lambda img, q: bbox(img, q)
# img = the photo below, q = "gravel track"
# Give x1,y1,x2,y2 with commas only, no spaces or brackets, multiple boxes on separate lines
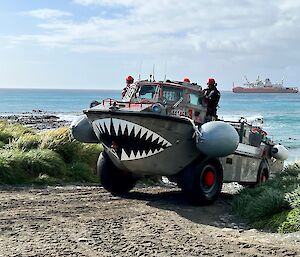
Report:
0,185,299,257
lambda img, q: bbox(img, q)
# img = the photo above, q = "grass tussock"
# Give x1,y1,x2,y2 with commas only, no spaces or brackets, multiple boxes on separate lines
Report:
0,120,35,144
232,163,300,233
0,120,102,185
15,134,42,151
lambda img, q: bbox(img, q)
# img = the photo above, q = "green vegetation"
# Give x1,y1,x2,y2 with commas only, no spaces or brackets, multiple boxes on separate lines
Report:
233,163,300,233
1,120,299,234
0,120,102,185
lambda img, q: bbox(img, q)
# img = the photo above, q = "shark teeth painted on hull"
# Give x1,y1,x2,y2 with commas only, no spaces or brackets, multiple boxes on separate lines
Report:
92,118,172,161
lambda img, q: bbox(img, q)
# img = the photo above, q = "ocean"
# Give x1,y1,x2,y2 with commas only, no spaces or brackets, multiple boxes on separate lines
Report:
0,88,299,163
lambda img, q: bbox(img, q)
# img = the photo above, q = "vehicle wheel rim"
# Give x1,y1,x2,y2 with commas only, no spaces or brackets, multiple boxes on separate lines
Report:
200,166,217,194
204,170,215,187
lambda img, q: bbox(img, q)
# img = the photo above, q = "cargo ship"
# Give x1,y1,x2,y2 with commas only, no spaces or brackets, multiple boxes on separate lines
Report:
232,76,298,93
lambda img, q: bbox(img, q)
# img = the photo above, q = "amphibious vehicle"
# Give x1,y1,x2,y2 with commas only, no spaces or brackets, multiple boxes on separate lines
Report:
71,77,288,205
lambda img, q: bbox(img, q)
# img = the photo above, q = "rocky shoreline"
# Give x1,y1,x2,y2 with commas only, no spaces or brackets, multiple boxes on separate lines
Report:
0,110,73,130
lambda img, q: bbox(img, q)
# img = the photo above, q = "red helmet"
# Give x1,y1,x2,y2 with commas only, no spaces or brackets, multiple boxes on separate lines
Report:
126,75,134,82
183,77,190,82
207,77,216,85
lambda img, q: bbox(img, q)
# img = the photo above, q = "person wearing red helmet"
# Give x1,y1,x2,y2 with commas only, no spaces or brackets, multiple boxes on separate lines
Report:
122,75,134,97
126,75,134,84
203,77,220,121
183,77,190,83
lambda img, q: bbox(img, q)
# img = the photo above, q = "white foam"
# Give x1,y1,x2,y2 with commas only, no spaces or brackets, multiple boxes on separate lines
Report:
57,113,81,122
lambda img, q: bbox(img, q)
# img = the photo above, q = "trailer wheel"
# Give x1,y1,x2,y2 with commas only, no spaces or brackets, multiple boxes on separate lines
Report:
179,158,223,205
97,152,137,195
257,160,269,184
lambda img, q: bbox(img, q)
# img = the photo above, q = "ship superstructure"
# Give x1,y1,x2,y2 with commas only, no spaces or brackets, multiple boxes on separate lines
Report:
233,76,298,93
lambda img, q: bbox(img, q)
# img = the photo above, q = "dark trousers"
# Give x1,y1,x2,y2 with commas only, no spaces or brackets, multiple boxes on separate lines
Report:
205,107,217,122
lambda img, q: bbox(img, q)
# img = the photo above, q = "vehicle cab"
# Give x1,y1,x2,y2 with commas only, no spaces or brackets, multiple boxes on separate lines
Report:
120,79,208,124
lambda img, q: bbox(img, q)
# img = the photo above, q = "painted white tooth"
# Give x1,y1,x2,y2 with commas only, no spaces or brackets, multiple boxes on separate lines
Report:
104,119,111,135
97,118,110,134
97,119,104,128
135,151,141,159
114,120,122,135
151,133,159,142
165,142,172,147
155,148,164,155
98,124,104,134
158,137,164,145
146,131,153,141
102,118,110,126
147,152,154,157
153,149,159,155
126,123,134,136
121,149,125,160
141,150,147,158
99,124,104,133
111,119,117,133
134,127,141,137
96,120,105,133
113,119,123,135
93,123,101,134
140,127,148,139
129,151,135,160
121,149,129,161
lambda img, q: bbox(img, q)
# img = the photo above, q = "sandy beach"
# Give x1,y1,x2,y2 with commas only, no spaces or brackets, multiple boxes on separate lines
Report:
0,185,299,257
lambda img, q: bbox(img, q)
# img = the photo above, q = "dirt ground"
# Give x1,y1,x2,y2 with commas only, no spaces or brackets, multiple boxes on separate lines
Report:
0,184,299,257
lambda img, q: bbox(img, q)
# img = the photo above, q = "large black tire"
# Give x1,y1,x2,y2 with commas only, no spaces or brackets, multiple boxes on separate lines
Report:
239,160,270,188
257,160,269,184
179,158,223,205
97,152,137,195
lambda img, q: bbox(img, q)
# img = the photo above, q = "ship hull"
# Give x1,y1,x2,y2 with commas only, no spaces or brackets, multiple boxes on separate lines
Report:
233,86,298,93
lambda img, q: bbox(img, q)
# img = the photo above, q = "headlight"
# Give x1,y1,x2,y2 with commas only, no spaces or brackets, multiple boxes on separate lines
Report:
152,103,162,113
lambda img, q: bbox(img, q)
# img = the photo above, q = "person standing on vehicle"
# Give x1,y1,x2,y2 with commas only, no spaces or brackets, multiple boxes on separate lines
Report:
122,75,134,97
203,77,220,121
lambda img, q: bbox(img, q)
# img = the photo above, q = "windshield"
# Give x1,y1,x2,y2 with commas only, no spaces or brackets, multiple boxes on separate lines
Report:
139,84,158,100
162,86,183,102
189,93,203,106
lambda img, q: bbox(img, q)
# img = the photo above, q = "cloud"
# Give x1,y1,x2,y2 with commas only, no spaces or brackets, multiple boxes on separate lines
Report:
8,0,300,70
73,0,138,6
24,8,72,19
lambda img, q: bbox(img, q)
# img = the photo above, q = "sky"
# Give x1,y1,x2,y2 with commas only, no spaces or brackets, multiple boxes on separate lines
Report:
0,0,300,90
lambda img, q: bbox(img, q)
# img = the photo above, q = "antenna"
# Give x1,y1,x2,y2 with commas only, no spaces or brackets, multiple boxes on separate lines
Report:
244,75,250,84
163,60,167,82
152,64,155,82
138,60,143,81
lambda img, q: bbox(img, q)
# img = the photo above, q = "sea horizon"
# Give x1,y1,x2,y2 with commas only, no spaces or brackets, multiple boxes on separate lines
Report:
0,88,299,163
0,87,234,92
